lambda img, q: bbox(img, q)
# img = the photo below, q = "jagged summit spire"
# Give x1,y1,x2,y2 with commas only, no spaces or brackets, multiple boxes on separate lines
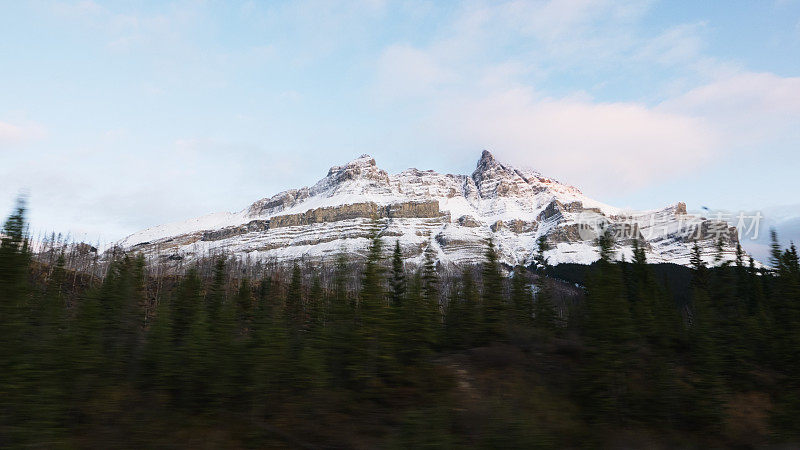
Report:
350,154,375,166
479,149,496,164
327,154,377,175
473,149,505,180
318,154,388,193
476,150,503,172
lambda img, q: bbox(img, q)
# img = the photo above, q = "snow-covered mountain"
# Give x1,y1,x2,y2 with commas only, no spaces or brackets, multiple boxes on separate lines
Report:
116,151,743,268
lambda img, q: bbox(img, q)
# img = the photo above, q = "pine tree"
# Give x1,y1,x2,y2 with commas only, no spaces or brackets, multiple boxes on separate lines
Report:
402,244,441,364
713,237,729,268
580,229,637,421
481,238,506,341
307,272,324,331
140,295,172,394
286,264,304,330
690,241,707,288
201,258,237,409
583,255,634,348
510,265,532,326
687,284,723,427
206,258,227,323
710,238,748,382
160,267,202,407
257,273,276,312
596,228,615,262
444,267,481,349
324,252,358,389
0,198,30,307
532,274,558,334
249,271,292,410
231,278,256,407
531,235,558,334
421,242,440,306
686,241,724,427
766,236,800,438
628,239,657,343
390,240,406,307
770,229,783,271
171,267,202,346
786,242,800,275
443,281,463,349
360,225,385,312
353,223,392,392
735,242,744,268
397,269,436,371
235,278,254,334
534,235,551,270
332,251,351,309
0,200,32,430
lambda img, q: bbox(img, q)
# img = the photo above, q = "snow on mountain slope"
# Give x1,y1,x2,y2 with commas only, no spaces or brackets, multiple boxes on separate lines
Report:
695,204,800,265
115,151,744,268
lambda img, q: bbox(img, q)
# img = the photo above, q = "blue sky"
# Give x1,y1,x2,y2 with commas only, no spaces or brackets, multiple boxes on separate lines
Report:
1,0,800,244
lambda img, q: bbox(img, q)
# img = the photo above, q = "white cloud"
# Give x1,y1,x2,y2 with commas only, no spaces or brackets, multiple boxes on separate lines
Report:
428,69,800,196
435,88,718,194
426,69,800,197
661,72,800,143
636,23,706,66
46,0,199,51
0,121,46,147
449,0,654,67
368,1,720,194
663,72,800,118
370,1,800,198
375,44,455,100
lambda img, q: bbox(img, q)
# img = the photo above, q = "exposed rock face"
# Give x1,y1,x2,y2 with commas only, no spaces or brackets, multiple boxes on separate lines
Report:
199,201,442,243
457,215,481,227
247,190,310,217
263,201,441,230
202,220,270,241
116,151,747,268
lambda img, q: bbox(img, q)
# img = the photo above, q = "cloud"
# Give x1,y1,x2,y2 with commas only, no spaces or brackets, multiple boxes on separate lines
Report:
375,44,455,100
370,1,800,198
46,0,199,51
369,1,721,194
661,72,800,141
439,0,655,69
435,88,719,194
428,69,800,196
664,72,800,116
635,23,706,66
0,121,46,147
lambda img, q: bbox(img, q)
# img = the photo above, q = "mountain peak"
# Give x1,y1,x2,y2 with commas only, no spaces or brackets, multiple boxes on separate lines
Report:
473,148,507,175
349,154,376,167
121,150,746,269
479,149,497,165
317,154,389,194
357,153,374,162
327,154,377,175
472,149,504,177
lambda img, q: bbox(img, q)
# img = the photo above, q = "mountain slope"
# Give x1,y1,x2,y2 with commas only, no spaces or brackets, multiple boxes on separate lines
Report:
117,151,743,268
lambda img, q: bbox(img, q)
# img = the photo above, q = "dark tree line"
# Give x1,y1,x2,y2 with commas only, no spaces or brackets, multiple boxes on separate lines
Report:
1,202,799,448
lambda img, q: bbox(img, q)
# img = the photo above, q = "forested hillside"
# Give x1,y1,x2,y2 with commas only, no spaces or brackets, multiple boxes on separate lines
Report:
1,201,799,448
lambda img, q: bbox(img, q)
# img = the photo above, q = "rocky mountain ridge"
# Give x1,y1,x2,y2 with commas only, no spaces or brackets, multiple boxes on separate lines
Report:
116,151,742,268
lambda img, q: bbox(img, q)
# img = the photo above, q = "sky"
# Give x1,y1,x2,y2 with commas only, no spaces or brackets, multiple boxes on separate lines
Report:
1,0,800,245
